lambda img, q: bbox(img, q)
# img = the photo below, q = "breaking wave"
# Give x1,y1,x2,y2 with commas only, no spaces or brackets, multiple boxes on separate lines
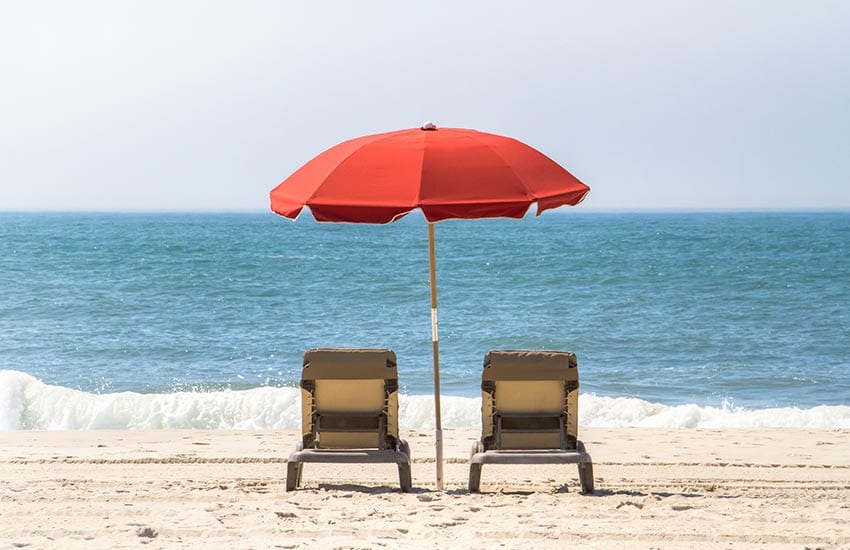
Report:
2,370,849,430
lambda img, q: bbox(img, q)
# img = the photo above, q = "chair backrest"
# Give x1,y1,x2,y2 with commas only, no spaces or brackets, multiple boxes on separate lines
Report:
300,348,399,449
481,350,579,450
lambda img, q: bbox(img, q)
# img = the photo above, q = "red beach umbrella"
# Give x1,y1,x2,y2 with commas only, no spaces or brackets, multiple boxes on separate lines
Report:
270,123,590,489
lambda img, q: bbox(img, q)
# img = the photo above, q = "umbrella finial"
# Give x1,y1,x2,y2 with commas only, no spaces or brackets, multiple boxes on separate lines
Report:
421,121,438,131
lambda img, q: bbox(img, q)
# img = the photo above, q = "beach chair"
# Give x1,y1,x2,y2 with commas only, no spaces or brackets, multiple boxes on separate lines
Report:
468,350,594,493
286,348,412,492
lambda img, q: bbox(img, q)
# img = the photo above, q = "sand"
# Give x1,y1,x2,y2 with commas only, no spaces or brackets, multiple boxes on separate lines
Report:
1,427,848,549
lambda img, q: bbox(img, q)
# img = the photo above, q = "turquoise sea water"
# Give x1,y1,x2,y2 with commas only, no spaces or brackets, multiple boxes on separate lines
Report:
1,211,849,429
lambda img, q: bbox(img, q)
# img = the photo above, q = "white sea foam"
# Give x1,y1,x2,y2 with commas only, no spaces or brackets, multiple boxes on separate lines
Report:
579,394,850,429
2,370,849,430
0,370,301,430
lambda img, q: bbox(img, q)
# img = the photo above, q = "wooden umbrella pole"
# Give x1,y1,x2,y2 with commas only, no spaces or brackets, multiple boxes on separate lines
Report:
428,222,444,491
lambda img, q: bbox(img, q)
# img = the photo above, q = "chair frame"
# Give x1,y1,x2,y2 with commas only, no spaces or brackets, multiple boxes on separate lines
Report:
286,348,412,492
468,350,594,493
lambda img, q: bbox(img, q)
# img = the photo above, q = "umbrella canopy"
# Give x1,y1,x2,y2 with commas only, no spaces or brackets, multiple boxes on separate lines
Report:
271,124,589,223
270,124,589,490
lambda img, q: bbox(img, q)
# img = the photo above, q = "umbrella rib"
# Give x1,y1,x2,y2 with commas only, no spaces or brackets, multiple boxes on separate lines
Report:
455,131,535,216
463,132,588,215
414,133,429,219
478,135,534,200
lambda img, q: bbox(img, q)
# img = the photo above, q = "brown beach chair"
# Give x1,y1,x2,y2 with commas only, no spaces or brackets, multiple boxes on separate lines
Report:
286,348,412,492
468,350,594,493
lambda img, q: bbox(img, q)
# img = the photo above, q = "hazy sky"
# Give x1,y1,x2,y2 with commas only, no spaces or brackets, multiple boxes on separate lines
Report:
1,1,849,211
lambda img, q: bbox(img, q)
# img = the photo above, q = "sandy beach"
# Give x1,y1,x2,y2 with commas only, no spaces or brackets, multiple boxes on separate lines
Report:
0,428,848,549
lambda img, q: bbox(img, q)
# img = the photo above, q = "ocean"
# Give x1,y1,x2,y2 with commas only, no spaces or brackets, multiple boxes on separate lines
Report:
1,211,849,430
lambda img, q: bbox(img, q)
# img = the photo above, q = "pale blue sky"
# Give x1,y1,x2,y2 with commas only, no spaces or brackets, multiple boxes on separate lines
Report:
1,1,849,211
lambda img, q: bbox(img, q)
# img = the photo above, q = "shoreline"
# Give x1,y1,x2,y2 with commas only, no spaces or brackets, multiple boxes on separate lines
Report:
2,428,849,548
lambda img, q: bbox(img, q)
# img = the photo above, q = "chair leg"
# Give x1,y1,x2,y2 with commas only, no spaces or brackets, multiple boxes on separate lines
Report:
468,463,483,492
578,462,594,494
397,440,412,492
286,461,301,491
398,462,412,493
469,441,484,492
